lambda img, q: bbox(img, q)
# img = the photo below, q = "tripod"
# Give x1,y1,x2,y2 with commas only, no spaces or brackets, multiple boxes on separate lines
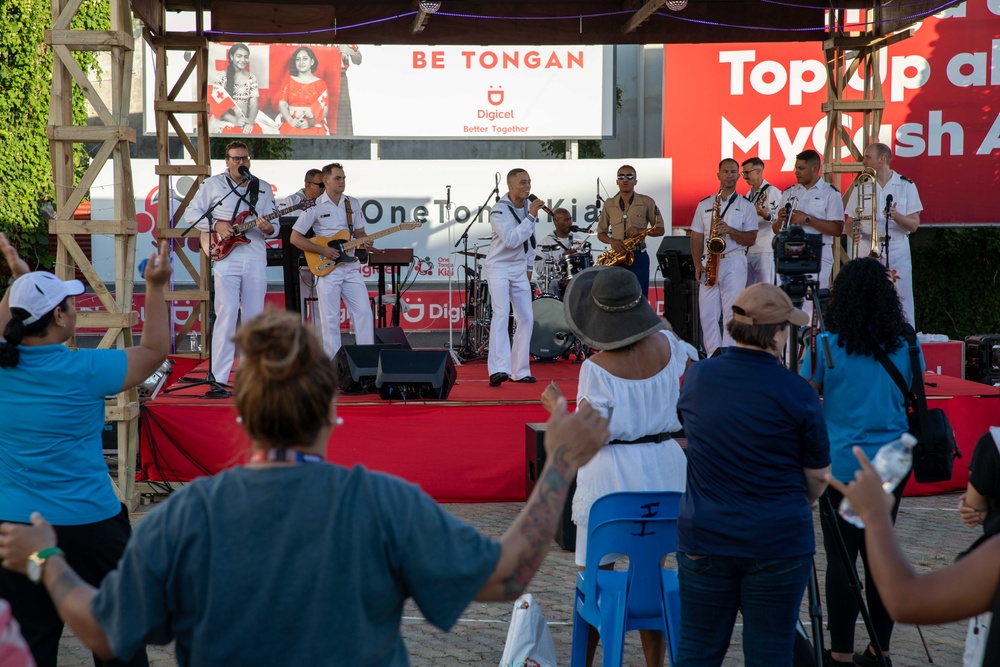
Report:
782,278,889,667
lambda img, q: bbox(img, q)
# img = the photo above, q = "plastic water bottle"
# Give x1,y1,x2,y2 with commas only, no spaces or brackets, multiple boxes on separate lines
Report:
838,433,917,529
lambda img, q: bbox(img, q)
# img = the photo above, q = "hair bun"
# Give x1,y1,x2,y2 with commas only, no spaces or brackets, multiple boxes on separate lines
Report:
234,310,324,382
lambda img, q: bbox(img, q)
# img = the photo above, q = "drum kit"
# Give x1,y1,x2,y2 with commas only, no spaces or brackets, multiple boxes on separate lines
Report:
457,238,594,362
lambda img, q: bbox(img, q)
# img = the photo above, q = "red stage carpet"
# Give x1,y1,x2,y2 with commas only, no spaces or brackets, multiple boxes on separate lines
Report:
140,356,580,502
140,359,998,502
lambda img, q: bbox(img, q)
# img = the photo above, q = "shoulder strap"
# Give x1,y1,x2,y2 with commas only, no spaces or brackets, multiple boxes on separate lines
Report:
900,325,932,436
870,332,914,411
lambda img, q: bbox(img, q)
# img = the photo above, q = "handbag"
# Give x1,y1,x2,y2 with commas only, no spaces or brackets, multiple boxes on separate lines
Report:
873,325,960,484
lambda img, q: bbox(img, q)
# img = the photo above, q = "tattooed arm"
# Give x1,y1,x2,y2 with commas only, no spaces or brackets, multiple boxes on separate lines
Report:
474,399,608,601
0,513,114,658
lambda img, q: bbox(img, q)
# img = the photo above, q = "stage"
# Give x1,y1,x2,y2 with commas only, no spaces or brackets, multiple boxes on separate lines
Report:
138,354,578,502
138,354,999,502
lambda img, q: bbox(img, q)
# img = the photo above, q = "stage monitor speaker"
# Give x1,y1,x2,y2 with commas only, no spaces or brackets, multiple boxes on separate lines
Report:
334,344,402,394
376,350,457,400
525,423,576,551
375,326,412,349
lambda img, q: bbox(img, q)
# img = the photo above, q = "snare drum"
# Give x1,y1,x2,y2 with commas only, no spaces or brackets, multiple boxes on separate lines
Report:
530,296,574,359
561,251,593,281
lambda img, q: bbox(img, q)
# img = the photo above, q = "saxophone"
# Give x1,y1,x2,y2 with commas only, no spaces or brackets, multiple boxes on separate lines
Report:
596,228,654,267
703,188,726,287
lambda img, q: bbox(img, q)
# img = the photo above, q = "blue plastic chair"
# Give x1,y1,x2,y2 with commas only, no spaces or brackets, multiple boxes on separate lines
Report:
570,491,683,667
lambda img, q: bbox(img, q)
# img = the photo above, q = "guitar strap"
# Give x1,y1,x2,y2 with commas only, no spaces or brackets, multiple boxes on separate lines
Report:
343,196,367,262
225,176,260,218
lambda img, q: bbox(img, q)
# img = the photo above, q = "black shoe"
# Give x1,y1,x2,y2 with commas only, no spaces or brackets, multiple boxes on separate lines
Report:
824,649,855,667
853,646,891,667
512,376,537,384
489,373,509,387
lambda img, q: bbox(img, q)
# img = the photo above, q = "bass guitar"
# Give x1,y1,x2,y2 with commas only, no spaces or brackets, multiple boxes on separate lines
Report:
209,199,316,261
304,222,423,277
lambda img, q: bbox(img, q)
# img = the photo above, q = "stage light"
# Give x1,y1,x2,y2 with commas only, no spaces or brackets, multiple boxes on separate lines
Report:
418,1,441,13
666,0,688,10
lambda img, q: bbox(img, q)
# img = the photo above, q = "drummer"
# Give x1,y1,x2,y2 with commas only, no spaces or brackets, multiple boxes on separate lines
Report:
534,208,584,297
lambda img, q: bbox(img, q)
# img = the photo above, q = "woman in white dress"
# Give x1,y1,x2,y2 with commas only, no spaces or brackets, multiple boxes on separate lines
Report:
541,265,691,667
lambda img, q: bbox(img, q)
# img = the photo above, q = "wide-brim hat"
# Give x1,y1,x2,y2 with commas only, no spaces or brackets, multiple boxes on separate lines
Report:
564,266,665,351
9,271,85,325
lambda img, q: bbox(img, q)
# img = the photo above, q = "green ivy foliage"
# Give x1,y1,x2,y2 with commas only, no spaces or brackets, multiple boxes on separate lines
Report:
0,0,109,283
912,227,1000,339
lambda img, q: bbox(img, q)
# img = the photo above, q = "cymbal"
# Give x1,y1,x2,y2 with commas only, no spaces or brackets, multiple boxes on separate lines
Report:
452,249,487,259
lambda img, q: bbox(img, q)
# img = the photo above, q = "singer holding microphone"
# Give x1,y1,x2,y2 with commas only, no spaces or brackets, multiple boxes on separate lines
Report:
844,143,922,327
484,168,544,387
187,140,278,386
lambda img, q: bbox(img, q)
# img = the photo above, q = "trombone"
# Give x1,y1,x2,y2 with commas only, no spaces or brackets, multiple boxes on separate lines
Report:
851,167,879,259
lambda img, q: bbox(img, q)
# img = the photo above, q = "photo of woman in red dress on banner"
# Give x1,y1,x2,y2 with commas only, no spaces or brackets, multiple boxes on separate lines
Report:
277,47,329,135
209,43,264,135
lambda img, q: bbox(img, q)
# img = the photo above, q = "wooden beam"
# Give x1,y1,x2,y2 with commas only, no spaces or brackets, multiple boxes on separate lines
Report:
45,29,134,49
77,312,139,328
47,125,136,142
49,219,138,235
623,0,666,34
146,31,208,49
154,164,213,176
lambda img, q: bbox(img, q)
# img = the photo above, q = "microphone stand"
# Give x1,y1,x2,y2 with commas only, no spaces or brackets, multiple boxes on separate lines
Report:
443,185,461,365
456,180,499,361
164,188,241,399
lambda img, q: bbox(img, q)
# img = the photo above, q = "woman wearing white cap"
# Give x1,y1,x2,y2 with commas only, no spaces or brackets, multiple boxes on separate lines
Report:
541,265,690,667
0,234,170,667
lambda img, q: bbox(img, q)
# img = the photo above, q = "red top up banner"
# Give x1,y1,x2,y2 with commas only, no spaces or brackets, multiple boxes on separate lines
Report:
664,1,1000,227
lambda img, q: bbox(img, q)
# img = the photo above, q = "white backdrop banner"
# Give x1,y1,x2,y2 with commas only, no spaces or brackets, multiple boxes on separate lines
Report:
89,158,672,285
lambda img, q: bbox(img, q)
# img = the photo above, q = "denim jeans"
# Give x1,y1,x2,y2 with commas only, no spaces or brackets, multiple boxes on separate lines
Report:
675,552,813,667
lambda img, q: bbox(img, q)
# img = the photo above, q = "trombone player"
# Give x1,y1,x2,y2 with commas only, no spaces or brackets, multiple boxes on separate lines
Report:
845,143,923,327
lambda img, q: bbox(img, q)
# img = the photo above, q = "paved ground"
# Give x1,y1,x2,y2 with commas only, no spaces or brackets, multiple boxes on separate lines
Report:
53,488,975,666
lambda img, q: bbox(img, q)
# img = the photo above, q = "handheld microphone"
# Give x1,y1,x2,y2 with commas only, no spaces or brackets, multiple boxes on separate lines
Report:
494,173,500,204
237,165,258,181
783,202,792,225
884,194,893,220
527,194,553,217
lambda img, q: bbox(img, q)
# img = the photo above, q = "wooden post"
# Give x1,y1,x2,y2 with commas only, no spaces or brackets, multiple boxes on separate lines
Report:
45,0,141,505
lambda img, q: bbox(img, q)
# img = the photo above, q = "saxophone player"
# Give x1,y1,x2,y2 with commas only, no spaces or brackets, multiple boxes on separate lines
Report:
691,159,758,357
596,165,665,298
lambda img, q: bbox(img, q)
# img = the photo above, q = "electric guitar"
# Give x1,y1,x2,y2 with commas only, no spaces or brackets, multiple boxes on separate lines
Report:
304,222,423,277
209,199,316,261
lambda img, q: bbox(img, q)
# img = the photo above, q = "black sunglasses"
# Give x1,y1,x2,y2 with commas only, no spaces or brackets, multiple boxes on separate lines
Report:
308,181,325,188
616,174,636,180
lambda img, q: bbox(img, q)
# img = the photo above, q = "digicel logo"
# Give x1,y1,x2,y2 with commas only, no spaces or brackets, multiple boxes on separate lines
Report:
487,85,504,106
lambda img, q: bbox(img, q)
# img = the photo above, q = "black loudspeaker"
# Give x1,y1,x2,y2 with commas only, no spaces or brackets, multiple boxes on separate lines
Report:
375,326,412,349
656,237,702,352
655,236,697,281
965,334,1000,384
525,423,577,551
376,350,457,400
334,344,402,394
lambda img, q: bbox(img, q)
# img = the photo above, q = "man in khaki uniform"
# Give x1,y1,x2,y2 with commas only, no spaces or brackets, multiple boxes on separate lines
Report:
597,164,665,297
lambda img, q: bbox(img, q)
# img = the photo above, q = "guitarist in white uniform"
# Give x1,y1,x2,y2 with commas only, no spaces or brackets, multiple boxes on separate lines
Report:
188,140,278,385
290,162,374,357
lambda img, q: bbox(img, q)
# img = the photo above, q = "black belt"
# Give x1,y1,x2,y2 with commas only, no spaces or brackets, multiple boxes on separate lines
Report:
608,429,683,445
